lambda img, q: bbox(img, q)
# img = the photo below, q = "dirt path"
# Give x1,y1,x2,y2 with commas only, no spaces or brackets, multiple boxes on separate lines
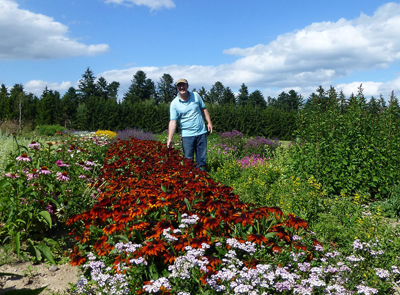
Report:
0,261,81,294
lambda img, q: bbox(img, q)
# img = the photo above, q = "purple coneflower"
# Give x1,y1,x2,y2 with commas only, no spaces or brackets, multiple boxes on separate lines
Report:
16,153,31,162
28,141,41,150
39,166,51,175
5,173,19,178
56,171,70,182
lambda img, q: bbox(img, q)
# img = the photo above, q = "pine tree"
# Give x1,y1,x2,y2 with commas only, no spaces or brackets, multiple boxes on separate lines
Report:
157,73,175,103
249,90,266,108
124,70,155,103
78,68,98,104
237,83,249,107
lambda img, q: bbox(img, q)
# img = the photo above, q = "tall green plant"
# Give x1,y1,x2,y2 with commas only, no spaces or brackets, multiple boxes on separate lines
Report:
289,86,400,199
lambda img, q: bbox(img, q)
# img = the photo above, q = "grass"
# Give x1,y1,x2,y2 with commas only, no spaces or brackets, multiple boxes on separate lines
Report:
0,133,33,173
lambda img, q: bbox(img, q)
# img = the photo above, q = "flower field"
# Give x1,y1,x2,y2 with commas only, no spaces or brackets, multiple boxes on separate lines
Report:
1,130,400,294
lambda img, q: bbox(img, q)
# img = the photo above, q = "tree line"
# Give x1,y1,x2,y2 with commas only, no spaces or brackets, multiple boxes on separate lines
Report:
0,68,397,140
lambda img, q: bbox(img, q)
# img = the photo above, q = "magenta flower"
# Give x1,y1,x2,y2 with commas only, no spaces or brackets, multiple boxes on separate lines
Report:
85,160,95,166
39,166,52,175
56,171,70,182
5,173,19,178
16,153,31,162
55,160,71,167
28,141,41,150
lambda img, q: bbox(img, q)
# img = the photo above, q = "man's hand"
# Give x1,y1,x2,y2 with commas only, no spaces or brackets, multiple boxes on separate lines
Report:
207,123,213,134
167,139,173,149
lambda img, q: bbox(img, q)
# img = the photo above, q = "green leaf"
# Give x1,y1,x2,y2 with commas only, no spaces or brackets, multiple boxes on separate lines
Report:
15,232,21,259
39,211,52,228
31,245,42,262
183,198,191,211
264,232,277,239
115,235,129,243
161,184,167,193
4,162,15,172
20,187,34,198
36,243,56,265
0,178,10,189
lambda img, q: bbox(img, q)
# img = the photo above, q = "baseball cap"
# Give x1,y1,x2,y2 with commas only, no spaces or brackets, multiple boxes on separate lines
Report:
175,78,188,86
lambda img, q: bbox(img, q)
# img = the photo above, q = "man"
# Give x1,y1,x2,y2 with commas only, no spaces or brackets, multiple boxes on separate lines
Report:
167,78,213,171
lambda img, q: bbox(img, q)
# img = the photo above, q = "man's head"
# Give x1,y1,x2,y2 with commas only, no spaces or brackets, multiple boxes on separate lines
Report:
175,78,188,87
175,78,189,98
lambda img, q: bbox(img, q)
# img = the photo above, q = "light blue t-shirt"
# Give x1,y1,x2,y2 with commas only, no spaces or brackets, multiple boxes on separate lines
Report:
170,91,207,137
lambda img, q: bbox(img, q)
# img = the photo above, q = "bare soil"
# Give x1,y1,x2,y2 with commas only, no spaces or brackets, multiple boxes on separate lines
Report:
0,261,81,295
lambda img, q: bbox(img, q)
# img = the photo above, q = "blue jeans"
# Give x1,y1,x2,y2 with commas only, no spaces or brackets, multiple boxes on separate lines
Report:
181,133,207,169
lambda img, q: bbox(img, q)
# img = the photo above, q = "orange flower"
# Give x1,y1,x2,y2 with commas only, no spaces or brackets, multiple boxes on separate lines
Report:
232,211,254,226
247,234,270,246
285,214,309,230
103,223,124,235
139,240,167,257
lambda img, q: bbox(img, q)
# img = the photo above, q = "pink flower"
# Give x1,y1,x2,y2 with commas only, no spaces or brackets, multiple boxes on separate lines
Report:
28,141,41,150
16,153,31,162
85,159,95,166
56,171,70,182
5,173,19,178
39,166,51,175
55,160,70,167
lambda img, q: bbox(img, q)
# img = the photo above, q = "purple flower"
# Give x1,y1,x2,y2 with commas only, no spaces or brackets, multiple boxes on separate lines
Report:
356,285,378,295
16,153,31,162
28,141,41,150
56,171,70,182
5,173,19,178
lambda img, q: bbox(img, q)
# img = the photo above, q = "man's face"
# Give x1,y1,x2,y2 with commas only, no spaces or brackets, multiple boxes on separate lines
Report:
177,82,188,94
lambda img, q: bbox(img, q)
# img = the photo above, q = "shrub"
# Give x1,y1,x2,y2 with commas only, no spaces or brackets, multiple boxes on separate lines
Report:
36,124,66,136
289,88,400,199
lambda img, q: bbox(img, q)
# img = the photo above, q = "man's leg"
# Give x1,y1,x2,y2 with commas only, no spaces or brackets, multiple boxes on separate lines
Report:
195,133,207,170
181,136,195,161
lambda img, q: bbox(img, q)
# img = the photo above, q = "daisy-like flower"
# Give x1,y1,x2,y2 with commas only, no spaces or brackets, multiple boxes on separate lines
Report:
56,171,70,182
16,153,31,162
28,141,41,150
85,159,95,166
55,160,70,167
27,168,39,181
5,173,19,178
39,166,51,175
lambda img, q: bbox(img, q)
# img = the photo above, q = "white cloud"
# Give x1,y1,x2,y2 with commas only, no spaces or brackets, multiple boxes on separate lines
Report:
104,0,175,10
24,80,72,96
97,2,400,99
0,0,109,60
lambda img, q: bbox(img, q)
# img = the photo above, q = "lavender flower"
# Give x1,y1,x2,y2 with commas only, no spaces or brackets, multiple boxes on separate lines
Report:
16,153,31,162
356,285,378,295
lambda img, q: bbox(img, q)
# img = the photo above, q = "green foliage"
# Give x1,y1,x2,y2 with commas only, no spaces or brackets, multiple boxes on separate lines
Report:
0,133,110,260
289,86,400,199
35,124,65,136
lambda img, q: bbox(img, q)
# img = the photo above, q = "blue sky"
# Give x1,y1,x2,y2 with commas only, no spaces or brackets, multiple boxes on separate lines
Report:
1,0,400,101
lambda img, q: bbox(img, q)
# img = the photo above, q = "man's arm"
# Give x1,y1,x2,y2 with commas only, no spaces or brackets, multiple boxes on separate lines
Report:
167,120,177,148
201,108,213,134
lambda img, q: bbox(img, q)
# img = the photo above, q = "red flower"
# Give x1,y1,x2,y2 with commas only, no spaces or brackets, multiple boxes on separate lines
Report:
232,211,254,226
247,234,270,246
103,223,124,235
139,240,167,257
285,214,309,230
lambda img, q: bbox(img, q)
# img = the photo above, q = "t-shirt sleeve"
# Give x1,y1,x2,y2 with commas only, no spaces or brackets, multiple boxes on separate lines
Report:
195,93,206,109
170,102,178,120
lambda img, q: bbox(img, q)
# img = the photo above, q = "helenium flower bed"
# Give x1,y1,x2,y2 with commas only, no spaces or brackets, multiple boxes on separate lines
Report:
67,138,400,294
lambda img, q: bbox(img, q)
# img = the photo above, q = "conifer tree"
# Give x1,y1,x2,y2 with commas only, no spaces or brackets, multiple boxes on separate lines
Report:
237,83,249,107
